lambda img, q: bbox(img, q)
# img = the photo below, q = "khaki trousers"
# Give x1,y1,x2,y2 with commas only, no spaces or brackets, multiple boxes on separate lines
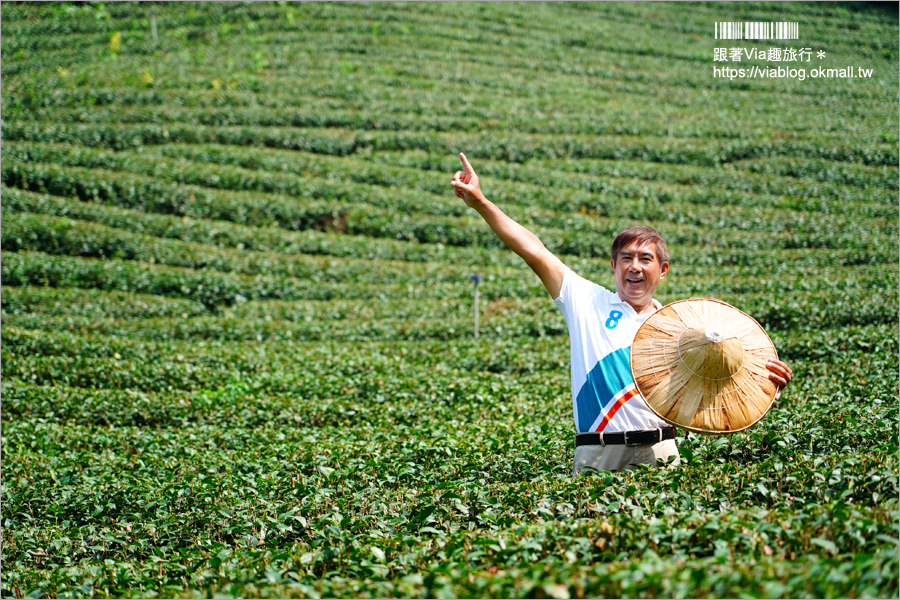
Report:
573,438,681,475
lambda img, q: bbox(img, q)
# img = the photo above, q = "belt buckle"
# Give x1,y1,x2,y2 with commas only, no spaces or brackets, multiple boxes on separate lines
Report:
624,428,663,447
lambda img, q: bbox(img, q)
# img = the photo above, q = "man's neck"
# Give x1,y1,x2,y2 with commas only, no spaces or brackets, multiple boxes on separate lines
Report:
623,296,660,315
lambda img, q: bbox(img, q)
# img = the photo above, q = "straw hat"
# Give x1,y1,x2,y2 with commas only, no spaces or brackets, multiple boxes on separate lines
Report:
630,299,779,434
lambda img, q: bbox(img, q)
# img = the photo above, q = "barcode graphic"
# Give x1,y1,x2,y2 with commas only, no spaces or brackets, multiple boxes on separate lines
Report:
715,22,799,40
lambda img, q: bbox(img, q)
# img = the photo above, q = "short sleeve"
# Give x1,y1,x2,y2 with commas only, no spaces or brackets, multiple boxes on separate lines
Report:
553,266,606,322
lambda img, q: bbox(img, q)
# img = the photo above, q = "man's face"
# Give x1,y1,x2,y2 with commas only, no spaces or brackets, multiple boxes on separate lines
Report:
611,239,668,309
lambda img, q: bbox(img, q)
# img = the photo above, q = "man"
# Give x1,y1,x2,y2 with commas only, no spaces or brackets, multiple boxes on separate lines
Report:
450,153,793,474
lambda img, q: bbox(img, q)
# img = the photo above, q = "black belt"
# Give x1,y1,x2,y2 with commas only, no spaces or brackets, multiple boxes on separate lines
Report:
576,426,676,447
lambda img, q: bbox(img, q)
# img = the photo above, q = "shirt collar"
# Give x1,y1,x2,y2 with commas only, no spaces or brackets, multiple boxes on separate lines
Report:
613,293,662,313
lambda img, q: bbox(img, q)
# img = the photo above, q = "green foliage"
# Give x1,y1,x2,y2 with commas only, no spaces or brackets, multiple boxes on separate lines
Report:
1,2,898,599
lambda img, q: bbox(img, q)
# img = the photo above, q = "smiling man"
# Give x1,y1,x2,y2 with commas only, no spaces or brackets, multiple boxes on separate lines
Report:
450,153,793,474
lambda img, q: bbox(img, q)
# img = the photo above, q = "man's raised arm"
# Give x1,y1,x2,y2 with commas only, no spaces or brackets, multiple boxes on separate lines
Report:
450,153,566,299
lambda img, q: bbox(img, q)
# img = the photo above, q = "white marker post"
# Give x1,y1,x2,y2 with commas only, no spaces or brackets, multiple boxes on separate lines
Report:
468,274,482,339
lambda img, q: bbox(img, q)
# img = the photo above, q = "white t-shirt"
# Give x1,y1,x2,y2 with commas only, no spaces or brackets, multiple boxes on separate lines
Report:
553,266,670,433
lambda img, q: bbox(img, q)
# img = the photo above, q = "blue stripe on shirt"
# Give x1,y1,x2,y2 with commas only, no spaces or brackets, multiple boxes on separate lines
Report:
575,346,634,432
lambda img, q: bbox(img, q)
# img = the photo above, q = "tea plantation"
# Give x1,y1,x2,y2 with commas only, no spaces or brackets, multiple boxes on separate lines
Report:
2,2,898,598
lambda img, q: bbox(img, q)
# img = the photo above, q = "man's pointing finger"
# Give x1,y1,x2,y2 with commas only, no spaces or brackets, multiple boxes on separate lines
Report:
459,152,475,175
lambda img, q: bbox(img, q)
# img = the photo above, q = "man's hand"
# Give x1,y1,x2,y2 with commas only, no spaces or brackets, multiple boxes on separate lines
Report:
451,153,486,207
767,359,793,400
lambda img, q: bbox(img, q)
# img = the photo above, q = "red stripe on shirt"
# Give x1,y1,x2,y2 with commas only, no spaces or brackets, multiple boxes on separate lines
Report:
595,387,640,433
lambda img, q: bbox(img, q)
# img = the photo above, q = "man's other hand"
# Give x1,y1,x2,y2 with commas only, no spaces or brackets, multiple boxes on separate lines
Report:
451,153,486,207
767,359,793,400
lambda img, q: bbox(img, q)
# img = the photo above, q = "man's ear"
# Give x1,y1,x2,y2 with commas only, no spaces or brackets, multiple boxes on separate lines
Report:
610,258,615,271
660,261,669,279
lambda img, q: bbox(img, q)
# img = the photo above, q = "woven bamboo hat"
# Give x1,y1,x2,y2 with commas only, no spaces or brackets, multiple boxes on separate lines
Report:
630,299,778,434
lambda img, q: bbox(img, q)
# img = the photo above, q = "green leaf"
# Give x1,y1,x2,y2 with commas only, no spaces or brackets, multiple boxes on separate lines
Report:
545,584,571,599
810,538,838,555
